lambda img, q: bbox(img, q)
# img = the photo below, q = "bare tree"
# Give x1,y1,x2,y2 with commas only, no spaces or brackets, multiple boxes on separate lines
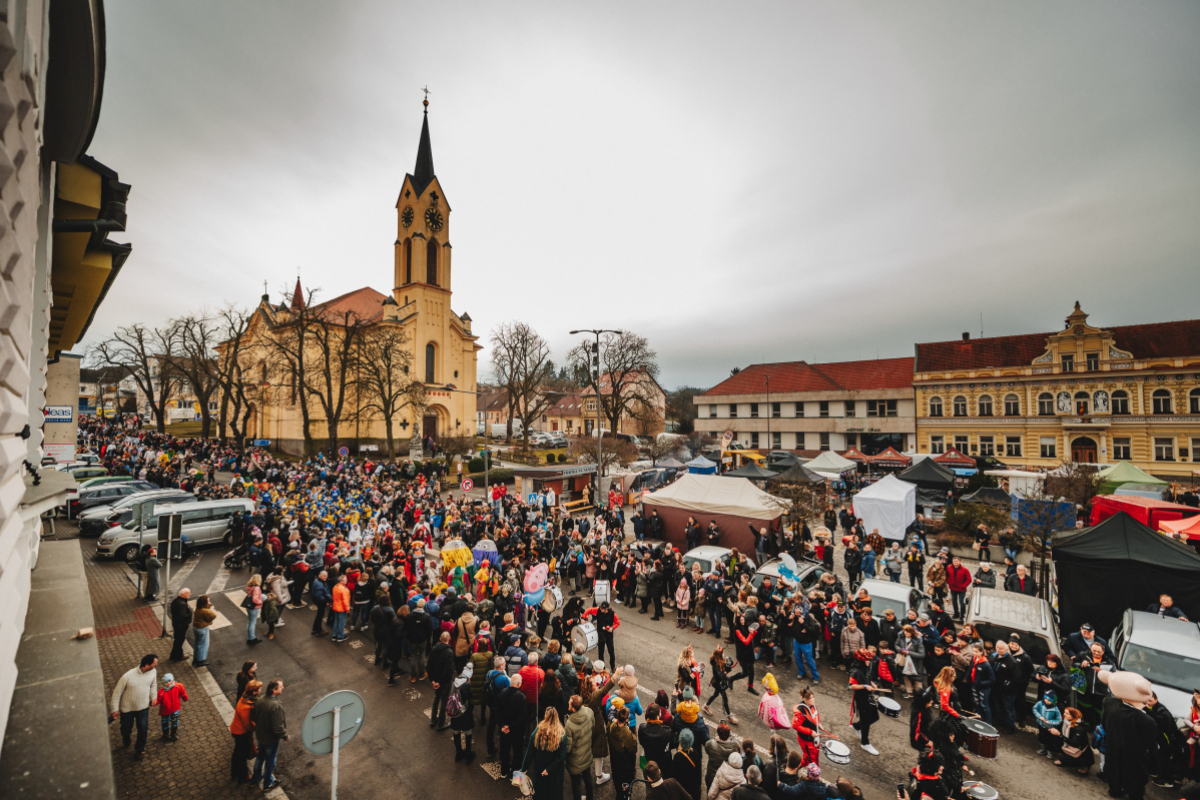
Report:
213,306,254,446
303,303,367,456
357,323,423,461
264,286,320,454
568,330,660,435
490,321,554,449
1008,471,1078,600
173,314,221,438
765,479,828,551
568,434,638,472
90,323,182,433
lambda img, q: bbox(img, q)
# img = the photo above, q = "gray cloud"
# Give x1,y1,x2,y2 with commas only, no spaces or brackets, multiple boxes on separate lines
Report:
84,1,1200,389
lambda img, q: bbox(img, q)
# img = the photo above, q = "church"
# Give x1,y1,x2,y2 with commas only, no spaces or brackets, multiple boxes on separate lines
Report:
238,100,481,456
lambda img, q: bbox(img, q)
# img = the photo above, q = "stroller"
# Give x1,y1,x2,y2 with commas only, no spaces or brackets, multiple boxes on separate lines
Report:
224,541,252,569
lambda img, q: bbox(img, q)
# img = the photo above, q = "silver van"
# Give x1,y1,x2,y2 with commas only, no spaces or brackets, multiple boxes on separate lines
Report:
95,498,254,562
965,588,1063,701
79,490,196,537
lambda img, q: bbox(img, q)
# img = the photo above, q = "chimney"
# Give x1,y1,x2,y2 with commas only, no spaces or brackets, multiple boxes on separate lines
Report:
962,332,970,342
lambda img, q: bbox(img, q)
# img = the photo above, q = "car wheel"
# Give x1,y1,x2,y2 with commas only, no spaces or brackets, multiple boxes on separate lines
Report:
117,545,137,563
223,531,232,546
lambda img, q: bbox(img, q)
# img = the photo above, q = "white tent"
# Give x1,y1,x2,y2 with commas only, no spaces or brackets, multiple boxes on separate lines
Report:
851,474,916,540
984,469,1043,498
643,473,783,520
804,451,857,475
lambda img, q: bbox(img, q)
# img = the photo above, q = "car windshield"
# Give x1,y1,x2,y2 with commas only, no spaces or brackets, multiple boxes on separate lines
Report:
1121,643,1200,692
683,557,713,574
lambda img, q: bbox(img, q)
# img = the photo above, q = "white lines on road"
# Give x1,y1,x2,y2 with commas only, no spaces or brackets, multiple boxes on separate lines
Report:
166,556,201,593
225,589,249,616
207,565,233,595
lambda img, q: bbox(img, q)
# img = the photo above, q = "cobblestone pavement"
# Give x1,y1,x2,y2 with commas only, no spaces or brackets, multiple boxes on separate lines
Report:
71,524,273,800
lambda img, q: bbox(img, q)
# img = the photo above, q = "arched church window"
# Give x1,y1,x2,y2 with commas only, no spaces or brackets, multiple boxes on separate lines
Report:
404,239,412,284
425,343,436,384
427,239,438,286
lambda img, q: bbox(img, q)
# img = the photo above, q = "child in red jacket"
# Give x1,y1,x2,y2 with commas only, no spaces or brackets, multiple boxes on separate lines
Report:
157,673,189,741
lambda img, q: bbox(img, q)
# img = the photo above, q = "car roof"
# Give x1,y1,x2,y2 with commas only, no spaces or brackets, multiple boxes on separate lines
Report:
1126,610,1200,657
855,578,912,601
969,589,1053,634
684,546,730,559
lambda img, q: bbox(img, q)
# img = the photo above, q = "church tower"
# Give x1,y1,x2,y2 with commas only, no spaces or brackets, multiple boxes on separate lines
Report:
394,97,452,298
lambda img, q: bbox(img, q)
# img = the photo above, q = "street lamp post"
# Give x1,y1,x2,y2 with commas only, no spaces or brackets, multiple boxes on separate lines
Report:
570,328,621,496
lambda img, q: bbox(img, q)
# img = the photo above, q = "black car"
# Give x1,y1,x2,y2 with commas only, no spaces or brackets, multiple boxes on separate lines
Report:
68,481,157,519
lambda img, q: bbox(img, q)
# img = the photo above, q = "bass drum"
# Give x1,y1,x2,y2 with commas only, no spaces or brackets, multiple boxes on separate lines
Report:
593,580,610,604
542,586,563,613
571,622,599,652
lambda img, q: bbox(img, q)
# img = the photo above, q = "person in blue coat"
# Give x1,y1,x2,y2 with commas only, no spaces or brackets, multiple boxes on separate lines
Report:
309,571,332,635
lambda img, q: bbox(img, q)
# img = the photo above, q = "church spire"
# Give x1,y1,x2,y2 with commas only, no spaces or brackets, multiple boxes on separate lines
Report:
290,276,305,312
411,92,436,196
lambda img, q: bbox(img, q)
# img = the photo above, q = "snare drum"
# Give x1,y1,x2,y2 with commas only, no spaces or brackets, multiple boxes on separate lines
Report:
593,580,610,604
571,622,599,652
542,586,563,613
821,739,851,765
963,718,999,760
877,697,901,719
963,781,999,800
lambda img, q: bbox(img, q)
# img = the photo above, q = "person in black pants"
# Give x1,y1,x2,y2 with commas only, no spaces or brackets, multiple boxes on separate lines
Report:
371,595,396,669
310,571,331,635
843,543,862,595
586,601,619,668
648,562,665,620
428,632,455,730
494,673,528,778
169,589,192,662
847,649,881,755
726,614,760,695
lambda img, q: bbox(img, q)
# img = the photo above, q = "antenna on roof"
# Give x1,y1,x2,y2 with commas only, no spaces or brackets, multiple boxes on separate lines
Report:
980,312,984,338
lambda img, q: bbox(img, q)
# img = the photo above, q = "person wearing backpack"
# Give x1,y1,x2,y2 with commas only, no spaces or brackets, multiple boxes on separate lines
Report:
449,663,476,763
484,656,507,756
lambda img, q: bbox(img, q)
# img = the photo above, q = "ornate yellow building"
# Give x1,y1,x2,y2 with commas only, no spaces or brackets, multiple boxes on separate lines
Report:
913,303,1200,477
242,102,481,455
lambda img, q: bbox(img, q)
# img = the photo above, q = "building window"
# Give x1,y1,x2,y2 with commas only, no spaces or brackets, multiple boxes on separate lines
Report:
772,432,781,449
1190,388,1200,414
978,395,993,417
952,396,967,417
1154,437,1175,461
795,402,804,417
1086,352,1100,372
404,238,413,283
930,435,945,455
1037,393,1053,416
1005,436,1023,457
819,401,829,418
846,401,856,418
928,396,943,417
1074,391,1090,415
979,436,995,456
771,402,781,418
1004,394,1021,416
729,404,738,418
750,432,760,448
750,403,759,418
709,405,717,418
846,433,858,447
1040,436,1057,459
954,435,969,454
1152,389,1172,414
1061,354,1075,373
426,239,439,285
1192,437,1200,463
425,342,436,384
1112,390,1130,415
1112,437,1131,460
819,432,830,451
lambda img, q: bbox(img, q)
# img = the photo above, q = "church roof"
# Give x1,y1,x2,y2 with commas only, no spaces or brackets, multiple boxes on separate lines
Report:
311,286,389,323
290,277,305,312
408,109,436,197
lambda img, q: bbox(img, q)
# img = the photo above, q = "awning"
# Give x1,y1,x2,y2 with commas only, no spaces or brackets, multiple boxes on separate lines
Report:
933,448,975,467
866,447,911,468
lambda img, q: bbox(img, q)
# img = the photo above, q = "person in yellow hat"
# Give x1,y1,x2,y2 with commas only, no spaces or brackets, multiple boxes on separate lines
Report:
758,673,789,731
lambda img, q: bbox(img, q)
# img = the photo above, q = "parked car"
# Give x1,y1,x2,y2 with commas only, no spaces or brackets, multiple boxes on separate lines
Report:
965,588,1062,701
682,546,756,576
751,558,827,593
78,489,196,537
95,497,254,562
66,480,157,519
55,464,108,483
1110,609,1200,725
852,578,932,621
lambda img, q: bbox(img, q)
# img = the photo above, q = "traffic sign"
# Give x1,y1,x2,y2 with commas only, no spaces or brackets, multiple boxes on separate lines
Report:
156,514,182,545
460,478,474,492
302,690,365,755
337,446,350,458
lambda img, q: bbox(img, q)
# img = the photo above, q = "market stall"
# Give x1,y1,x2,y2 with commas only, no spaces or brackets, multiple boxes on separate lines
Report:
685,455,717,475
1096,461,1168,495
642,473,784,552
1089,494,1200,529
866,447,911,471
850,474,916,540
897,458,956,507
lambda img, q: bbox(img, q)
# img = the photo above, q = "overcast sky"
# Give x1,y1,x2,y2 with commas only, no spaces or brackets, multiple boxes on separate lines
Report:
84,1,1200,389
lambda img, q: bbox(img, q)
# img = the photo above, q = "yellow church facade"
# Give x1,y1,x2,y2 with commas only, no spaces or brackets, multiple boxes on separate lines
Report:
240,104,481,456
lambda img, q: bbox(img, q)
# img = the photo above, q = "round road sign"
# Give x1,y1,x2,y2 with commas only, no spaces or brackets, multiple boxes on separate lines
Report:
460,478,474,492
302,690,365,755
337,446,350,458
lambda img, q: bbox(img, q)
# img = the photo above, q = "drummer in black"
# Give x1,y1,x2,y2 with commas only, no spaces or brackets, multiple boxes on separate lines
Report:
583,600,619,668
847,648,881,756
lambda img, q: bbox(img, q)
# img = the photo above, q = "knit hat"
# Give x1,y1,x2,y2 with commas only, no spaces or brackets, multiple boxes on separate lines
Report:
678,729,695,749
461,663,474,679
1043,691,1057,704
594,660,605,672
682,687,694,701
728,752,743,769
163,674,175,684
611,697,625,710
806,763,821,779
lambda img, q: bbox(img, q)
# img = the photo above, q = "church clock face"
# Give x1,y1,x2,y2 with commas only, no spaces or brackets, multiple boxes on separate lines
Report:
401,206,414,228
424,207,444,232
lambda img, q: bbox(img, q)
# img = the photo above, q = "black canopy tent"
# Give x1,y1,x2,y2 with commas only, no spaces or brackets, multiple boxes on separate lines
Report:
959,487,1012,507
723,462,779,480
897,458,957,507
1052,511,1200,636
768,464,827,485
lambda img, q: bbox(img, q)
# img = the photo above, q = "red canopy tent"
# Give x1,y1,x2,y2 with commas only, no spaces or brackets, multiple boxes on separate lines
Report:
933,448,975,468
867,447,912,469
841,447,868,462
1159,514,1200,542
1090,494,1200,530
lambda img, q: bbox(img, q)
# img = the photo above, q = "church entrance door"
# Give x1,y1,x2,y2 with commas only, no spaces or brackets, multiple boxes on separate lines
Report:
423,414,438,443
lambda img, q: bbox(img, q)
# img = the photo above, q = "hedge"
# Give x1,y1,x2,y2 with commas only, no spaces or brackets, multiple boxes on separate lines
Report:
467,468,514,485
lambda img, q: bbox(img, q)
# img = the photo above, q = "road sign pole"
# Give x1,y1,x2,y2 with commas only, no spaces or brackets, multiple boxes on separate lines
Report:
331,704,340,800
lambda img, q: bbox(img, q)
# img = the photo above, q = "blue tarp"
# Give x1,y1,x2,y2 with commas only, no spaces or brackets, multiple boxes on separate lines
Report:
1012,497,1075,531
686,455,717,475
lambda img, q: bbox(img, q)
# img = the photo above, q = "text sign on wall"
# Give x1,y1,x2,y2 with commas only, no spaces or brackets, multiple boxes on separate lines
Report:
45,406,73,423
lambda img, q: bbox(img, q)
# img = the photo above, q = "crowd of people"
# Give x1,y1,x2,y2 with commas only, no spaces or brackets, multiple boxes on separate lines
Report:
86,416,1200,800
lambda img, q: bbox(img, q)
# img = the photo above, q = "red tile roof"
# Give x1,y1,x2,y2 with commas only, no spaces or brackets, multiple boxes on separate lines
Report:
700,357,914,397
549,393,584,415
915,318,1200,372
312,287,389,323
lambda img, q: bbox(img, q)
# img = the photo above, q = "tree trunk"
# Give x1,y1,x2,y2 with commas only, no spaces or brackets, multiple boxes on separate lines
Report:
154,406,166,434
200,405,212,439
218,390,229,442
385,417,395,463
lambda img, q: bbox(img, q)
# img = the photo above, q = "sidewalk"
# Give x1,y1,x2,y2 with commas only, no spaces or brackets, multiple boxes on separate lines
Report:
68,524,281,800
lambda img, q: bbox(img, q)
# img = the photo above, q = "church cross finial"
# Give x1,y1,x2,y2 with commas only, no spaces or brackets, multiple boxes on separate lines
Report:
422,85,430,111
263,280,268,294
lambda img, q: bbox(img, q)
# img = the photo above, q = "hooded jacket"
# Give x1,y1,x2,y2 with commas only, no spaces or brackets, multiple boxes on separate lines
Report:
708,755,746,800
564,706,596,775
704,737,740,786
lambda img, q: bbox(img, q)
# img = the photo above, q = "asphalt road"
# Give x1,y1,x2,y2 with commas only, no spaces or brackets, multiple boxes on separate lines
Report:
156,541,1176,800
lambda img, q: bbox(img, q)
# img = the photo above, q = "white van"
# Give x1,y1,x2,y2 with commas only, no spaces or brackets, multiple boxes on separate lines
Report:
95,498,254,562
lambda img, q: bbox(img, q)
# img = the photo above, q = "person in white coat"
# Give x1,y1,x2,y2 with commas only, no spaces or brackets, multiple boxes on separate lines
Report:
708,751,746,800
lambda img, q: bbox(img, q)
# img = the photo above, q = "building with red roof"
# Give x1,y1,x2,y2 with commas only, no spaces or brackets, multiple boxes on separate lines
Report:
694,356,916,455
913,302,1200,478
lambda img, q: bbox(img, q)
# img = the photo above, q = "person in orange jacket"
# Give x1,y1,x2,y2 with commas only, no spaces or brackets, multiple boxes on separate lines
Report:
331,574,352,642
156,673,189,741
